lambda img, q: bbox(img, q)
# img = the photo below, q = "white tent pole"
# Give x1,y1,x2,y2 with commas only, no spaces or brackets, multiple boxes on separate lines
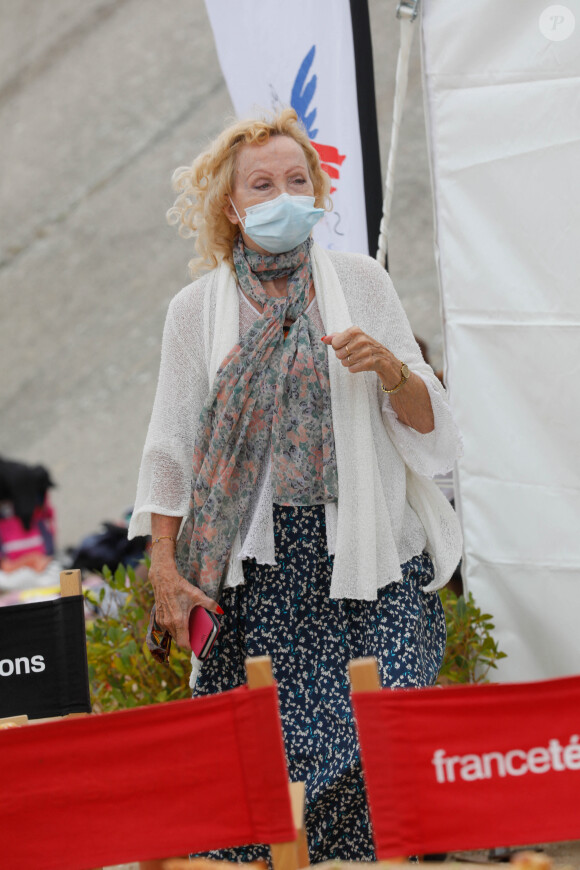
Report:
376,0,420,268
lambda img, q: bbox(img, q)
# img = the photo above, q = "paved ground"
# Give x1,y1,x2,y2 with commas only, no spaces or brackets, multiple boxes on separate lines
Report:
0,0,440,548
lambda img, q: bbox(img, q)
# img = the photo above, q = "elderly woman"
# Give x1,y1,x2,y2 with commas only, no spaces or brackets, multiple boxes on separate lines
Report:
129,108,462,861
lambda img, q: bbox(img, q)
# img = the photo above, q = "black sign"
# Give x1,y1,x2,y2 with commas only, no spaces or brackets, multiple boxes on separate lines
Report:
0,596,91,719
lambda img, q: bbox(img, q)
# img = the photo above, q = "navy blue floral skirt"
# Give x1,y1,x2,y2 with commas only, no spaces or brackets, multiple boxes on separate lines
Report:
193,504,445,863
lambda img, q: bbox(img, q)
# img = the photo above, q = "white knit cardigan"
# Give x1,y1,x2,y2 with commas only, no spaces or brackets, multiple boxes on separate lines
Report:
129,245,463,598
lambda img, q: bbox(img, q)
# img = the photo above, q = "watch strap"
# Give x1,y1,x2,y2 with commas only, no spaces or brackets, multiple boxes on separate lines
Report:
381,362,410,395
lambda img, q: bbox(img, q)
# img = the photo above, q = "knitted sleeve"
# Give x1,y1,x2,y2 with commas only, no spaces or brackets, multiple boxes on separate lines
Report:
128,282,209,539
379,371,463,478
330,252,463,478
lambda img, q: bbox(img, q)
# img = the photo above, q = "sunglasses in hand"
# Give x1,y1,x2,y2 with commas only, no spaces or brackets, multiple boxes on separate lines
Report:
145,604,172,663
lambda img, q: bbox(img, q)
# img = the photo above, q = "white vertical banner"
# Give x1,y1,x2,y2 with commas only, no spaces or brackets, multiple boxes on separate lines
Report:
204,0,382,256
422,1,580,679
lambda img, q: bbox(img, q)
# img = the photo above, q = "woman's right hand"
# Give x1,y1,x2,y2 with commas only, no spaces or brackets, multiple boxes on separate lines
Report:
149,545,223,650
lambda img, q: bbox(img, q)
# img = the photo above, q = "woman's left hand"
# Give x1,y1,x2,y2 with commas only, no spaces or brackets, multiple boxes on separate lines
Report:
321,327,401,381
321,328,435,434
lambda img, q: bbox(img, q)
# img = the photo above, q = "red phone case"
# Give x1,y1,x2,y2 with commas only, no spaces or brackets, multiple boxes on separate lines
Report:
189,606,220,660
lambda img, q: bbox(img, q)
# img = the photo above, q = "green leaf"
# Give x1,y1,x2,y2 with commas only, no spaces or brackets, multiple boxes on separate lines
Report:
437,591,507,687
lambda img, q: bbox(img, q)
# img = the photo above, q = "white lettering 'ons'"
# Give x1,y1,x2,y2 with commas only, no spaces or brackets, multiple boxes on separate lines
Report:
432,736,580,783
0,659,15,677
31,655,46,673
0,655,45,676
15,656,31,675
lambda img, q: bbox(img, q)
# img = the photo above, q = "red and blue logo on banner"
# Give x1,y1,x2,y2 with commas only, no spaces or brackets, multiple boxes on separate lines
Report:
291,46,346,194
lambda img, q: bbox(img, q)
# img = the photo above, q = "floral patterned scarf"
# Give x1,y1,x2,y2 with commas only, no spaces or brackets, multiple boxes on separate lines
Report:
176,234,338,602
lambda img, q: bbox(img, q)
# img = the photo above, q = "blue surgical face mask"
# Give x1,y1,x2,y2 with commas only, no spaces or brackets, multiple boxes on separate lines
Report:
229,192,325,254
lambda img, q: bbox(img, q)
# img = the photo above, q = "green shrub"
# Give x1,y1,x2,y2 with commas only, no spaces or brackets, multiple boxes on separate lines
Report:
85,561,191,713
437,587,507,684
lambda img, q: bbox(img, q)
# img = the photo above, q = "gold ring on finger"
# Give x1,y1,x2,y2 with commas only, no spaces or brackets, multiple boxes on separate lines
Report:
347,354,351,364
346,344,350,355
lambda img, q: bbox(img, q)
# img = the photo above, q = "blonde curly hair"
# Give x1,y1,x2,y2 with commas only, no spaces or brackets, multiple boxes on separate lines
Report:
166,108,332,275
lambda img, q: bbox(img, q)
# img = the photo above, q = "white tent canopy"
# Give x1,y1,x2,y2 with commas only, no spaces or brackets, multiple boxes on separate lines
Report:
421,0,580,679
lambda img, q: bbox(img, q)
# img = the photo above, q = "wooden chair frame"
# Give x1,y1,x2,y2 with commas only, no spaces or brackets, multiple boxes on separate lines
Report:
0,570,100,867
139,655,308,870
348,658,555,870
1,582,306,870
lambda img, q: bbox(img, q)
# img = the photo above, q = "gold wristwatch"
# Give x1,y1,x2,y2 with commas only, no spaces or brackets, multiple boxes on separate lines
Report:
381,362,410,395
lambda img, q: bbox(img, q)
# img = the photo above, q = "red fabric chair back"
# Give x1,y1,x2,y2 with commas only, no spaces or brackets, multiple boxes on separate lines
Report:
351,663,580,859
0,684,295,869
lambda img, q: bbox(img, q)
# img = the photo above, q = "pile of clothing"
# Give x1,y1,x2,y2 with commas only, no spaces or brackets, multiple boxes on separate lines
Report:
0,457,61,604
0,456,149,615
